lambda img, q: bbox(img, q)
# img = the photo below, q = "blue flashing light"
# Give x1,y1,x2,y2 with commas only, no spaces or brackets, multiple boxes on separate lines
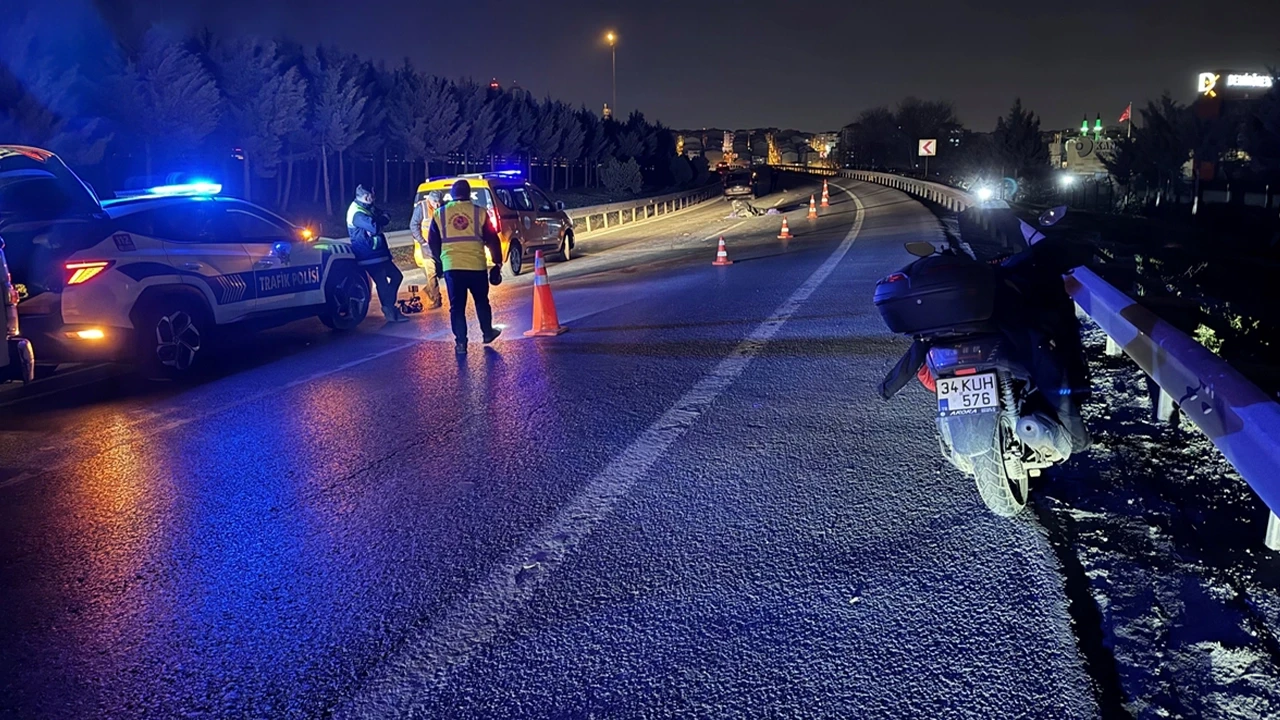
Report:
148,181,222,196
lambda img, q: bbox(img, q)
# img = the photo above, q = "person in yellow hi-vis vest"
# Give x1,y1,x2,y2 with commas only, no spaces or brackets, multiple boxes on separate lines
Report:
427,180,505,354
409,190,444,309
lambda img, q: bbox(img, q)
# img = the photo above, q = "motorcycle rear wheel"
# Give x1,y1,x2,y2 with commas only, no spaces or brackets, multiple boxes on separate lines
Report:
971,427,1030,517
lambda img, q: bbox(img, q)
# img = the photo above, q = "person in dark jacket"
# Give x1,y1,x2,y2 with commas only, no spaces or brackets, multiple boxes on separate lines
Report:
347,185,407,323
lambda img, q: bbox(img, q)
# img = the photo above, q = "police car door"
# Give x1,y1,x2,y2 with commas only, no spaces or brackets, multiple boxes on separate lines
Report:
152,200,258,322
224,202,322,313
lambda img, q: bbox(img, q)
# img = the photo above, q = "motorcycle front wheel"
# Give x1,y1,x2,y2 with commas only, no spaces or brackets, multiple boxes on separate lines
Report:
971,425,1030,517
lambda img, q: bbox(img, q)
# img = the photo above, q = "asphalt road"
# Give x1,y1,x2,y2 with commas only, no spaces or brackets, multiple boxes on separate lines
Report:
0,178,1099,718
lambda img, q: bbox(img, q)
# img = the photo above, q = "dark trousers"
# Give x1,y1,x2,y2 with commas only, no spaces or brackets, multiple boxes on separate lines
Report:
365,260,403,314
443,270,493,343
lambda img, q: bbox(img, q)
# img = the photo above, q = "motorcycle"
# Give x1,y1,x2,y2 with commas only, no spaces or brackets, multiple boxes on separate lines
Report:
874,206,1092,516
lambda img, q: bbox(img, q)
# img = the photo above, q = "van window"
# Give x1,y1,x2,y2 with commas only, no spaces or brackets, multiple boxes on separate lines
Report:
426,188,493,208
509,187,534,212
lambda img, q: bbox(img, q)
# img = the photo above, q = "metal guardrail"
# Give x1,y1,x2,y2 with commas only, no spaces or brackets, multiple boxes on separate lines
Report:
386,185,721,249
781,166,1280,549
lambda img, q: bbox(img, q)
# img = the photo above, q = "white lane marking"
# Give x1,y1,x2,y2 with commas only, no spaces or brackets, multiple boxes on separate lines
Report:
700,220,747,243
336,185,867,715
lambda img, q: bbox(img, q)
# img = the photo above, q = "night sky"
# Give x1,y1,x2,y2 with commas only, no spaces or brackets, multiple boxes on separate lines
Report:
100,0,1280,132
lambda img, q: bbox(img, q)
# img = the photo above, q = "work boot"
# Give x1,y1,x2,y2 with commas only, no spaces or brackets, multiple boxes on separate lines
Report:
482,327,502,344
455,341,468,355
429,300,443,310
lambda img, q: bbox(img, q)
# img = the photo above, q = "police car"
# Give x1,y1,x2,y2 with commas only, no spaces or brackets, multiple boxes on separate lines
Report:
2,146,371,377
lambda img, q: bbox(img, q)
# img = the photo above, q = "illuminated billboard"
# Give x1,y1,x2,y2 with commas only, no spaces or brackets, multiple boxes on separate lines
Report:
1197,71,1274,99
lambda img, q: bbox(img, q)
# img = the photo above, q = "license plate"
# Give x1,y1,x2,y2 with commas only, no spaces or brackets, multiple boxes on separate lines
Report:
936,372,999,417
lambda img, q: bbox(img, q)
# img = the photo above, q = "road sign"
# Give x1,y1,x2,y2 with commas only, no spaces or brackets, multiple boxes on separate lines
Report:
918,139,937,157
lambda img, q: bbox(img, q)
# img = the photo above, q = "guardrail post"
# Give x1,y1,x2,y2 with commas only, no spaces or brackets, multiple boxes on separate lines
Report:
1154,385,1179,425
603,211,610,228
1267,514,1280,551
585,215,592,232
633,207,638,222
1105,336,1122,357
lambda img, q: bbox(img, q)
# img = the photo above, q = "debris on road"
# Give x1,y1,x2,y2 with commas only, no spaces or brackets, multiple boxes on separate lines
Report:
728,199,765,218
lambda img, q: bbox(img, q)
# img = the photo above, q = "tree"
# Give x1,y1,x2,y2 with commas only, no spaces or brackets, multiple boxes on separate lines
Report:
1246,82,1280,183
690,155,711,186
600,157,642,195
528,98,563,189
669,155,694,187
0,15,111,166
210,38,307,203
849,106,898,169
113,27,221,176
895,97,959,169
308,48,367,215
457,80,496,173
555,103,586,190
616,129,645,159
579,108,611,187
488,92,524,171
992,98,1049,180
348,60,388,202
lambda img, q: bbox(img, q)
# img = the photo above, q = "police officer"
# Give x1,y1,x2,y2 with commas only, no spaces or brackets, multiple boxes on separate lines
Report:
347,185,408,323
409,190,444,309
427,179,504,354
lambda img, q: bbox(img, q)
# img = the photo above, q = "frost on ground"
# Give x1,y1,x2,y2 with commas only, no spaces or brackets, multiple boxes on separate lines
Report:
1037,321,1280,719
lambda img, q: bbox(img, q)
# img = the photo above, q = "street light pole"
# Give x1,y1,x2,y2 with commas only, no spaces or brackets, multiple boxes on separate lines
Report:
606,31,617,117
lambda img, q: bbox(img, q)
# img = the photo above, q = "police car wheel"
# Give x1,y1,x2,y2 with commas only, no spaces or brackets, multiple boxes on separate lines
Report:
508,242,524,276
319,263,370,331
136,296,209,378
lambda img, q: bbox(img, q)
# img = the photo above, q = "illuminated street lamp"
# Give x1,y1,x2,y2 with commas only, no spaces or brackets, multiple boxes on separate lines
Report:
605,31,617,117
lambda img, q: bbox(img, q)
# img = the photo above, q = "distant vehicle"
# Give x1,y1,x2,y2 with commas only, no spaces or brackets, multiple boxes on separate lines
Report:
1,145,369,378
414,171,574,276
721,166,777,200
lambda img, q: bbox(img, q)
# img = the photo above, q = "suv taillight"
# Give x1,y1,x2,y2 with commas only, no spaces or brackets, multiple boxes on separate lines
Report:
488,209,501,233
65,260,114,285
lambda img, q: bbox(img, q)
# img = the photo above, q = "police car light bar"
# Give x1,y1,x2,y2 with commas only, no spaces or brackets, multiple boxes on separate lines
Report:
149,182,222,196
116,181,222,199
455,171,522,180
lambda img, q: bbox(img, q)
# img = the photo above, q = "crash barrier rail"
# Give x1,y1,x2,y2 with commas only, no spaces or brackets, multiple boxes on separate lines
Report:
778,165,1280,549
386,184,722,249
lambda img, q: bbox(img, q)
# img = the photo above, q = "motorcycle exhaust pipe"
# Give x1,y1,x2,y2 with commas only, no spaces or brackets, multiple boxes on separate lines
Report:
1016,414,1071,461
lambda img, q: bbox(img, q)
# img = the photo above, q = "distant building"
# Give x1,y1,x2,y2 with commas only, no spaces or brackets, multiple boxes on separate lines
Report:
1048,115,1127,179
1191,69,1274,182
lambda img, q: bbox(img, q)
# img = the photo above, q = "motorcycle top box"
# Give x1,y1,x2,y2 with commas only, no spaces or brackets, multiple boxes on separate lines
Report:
874,252,998,338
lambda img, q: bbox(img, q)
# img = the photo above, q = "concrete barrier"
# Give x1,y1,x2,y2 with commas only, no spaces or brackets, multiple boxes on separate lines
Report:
786,166,1280,549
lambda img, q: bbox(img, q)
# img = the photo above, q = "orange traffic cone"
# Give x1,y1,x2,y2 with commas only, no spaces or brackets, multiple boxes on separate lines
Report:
821,180,830,208
523,251,568,337
712,237,733,266
807,195,818,220
778,216,793,239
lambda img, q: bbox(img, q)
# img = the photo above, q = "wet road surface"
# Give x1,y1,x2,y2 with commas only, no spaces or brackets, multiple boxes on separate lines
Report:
0,179,1098,718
